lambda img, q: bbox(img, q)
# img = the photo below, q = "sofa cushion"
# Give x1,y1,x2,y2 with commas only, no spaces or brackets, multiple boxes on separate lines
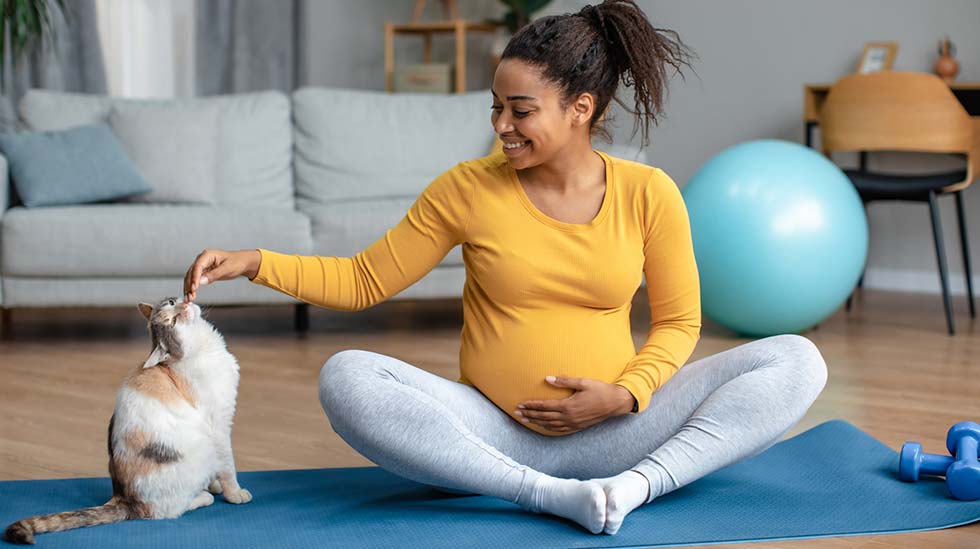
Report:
2,205,312,277
302,197,462,266
292,87,496,206
18,90,293,210
0,124,151,207
0,268,465,307
109,104,220,204
1,277,302,307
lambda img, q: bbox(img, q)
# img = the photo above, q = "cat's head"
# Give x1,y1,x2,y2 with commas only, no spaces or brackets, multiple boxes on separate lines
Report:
137,297,206,369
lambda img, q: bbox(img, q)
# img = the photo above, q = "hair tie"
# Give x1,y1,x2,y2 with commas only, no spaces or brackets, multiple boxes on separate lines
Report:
578,4,610,43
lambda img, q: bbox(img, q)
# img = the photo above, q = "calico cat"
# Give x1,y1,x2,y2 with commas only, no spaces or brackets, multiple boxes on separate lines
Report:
4,297,251,544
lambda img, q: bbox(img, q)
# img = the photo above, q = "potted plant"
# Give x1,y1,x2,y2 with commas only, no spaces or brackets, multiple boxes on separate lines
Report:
488,0,552,61
934,36,959,83
489,0,552,34
1,0,68,131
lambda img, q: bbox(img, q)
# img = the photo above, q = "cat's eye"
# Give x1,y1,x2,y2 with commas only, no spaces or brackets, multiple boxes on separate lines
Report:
168,299,176,306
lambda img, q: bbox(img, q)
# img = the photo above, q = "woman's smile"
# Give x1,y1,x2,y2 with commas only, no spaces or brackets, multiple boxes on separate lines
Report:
502,140,531,156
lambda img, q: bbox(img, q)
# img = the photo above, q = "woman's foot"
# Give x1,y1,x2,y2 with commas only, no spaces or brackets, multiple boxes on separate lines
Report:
524,476,607,534
593,469,651,535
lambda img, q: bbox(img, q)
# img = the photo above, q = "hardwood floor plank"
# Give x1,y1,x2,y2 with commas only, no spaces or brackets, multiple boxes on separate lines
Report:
1,288,977,547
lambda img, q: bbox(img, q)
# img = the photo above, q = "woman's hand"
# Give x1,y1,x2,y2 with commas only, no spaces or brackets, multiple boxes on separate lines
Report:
183,249,262,302
515,377,636,433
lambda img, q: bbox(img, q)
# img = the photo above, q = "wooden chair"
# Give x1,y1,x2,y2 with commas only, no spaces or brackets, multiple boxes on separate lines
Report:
820,71,977,335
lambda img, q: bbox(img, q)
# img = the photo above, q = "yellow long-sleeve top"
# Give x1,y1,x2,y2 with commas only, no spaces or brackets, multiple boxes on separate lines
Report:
251,150,701,436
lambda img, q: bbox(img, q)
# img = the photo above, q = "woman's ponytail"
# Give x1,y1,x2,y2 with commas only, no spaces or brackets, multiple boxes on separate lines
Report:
501,0,696,146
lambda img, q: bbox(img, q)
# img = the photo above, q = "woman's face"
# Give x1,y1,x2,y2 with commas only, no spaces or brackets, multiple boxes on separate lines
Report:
491,59,592,170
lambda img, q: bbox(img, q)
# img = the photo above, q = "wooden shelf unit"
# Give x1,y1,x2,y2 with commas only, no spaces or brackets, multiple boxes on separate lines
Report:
384,19,499,93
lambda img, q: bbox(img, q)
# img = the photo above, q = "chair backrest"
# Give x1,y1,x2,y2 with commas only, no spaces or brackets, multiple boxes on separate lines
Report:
819,71,976,192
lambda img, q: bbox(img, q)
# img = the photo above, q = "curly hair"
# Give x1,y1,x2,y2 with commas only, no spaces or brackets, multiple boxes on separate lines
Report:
500,0,696,146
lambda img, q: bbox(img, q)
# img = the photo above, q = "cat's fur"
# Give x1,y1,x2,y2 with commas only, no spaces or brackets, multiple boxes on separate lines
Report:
4,297,250,544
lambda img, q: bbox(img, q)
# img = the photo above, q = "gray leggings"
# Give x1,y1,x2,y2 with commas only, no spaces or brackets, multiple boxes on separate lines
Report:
318,334,828,507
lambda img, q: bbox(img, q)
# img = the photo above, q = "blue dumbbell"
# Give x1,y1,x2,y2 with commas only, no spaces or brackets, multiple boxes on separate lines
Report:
945,422,980,501
899,421,980,501
899,442,953,479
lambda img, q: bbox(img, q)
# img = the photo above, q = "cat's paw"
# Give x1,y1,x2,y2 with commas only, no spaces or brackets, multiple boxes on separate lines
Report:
207,479,223,494
188,491,215,511
224,488,252,504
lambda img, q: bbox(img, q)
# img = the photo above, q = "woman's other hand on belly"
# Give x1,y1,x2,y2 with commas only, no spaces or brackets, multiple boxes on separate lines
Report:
513,376,636,434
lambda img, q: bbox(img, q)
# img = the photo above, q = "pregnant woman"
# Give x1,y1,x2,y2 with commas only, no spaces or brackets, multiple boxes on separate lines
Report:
182,0,827,535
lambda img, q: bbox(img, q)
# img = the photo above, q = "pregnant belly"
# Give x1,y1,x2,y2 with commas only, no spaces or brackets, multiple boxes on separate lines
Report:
460,314,636,437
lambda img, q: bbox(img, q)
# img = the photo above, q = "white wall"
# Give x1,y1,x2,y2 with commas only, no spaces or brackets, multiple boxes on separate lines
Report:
304,0,980,296
630,0,980,297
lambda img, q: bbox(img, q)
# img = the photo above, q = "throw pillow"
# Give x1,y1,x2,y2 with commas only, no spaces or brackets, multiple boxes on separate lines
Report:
0,123,152,208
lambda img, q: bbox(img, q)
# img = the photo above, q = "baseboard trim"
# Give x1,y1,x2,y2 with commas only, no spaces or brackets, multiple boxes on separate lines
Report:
864,267,978,296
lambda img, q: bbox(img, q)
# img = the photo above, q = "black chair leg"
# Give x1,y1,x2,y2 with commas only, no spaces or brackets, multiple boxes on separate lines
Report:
294,303,310,333
954,190,976,318
928,191,955,335
846,272,864,312
846,203,869,313
0,308,10,339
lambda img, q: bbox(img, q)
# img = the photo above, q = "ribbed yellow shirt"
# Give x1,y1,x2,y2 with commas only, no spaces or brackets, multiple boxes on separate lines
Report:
251,150,701,436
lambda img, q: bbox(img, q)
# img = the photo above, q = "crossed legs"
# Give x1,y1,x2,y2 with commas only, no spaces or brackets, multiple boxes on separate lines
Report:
318,335,827,535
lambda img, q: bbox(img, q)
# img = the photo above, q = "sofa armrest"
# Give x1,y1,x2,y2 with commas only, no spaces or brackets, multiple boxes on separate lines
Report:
0,153,8,217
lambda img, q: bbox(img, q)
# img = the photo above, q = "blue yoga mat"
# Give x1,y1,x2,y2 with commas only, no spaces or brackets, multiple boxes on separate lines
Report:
2,420,979,548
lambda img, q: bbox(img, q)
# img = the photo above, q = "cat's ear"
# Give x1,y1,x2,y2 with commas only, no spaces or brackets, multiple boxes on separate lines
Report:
138,303,154,320
141,345,171,369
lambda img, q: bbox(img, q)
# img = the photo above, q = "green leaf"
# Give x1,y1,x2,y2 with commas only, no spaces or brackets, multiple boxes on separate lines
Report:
503,12,518,33
497,0,551,32
0,0,67,91
0,13,6,91
524,0,552,14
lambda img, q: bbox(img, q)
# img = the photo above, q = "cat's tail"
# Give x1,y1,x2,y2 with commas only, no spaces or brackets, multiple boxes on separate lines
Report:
3,496,131,545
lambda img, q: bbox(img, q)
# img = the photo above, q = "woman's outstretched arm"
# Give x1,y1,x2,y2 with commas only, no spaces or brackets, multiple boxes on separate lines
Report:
182,167,474,310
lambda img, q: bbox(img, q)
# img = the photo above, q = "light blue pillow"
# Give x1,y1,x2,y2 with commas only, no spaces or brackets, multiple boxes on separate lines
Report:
0,123,152,208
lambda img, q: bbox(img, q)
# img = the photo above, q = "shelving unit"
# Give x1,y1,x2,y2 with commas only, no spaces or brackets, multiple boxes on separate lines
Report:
384,19,499,93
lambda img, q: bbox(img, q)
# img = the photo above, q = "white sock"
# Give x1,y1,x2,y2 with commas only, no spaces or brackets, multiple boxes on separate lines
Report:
524,475,606,535
592,469,651,535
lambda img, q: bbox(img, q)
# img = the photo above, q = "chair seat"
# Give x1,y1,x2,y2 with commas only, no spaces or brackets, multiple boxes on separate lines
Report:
844,169,967,202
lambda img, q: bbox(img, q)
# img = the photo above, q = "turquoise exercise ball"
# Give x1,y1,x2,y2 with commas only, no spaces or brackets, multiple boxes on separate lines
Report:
681,139,868,337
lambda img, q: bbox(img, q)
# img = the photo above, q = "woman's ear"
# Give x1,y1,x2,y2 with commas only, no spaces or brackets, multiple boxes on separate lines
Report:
571,92,596,126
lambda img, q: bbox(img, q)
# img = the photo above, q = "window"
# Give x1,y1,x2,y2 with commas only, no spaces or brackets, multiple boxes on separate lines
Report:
94,0,195,98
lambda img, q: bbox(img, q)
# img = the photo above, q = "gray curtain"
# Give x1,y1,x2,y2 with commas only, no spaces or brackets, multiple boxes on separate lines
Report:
0,0,107,133
195,0,305,95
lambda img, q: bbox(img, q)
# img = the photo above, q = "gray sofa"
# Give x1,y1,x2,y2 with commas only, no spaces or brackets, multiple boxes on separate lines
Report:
0,87,644,333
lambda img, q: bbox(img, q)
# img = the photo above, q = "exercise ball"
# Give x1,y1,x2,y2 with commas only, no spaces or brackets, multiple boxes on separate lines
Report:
681,139,868,337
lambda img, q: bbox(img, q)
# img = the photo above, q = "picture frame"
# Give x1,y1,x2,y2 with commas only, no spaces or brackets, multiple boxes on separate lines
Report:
856,42,898,74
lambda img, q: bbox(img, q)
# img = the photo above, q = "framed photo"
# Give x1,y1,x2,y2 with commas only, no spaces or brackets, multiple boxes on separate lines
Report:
856,42,898,73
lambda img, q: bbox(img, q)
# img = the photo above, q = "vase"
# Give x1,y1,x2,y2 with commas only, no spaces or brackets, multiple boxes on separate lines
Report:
934,38,959,83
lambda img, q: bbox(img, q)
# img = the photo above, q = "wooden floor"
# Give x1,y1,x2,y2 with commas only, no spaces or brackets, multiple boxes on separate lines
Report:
1,288,978,548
